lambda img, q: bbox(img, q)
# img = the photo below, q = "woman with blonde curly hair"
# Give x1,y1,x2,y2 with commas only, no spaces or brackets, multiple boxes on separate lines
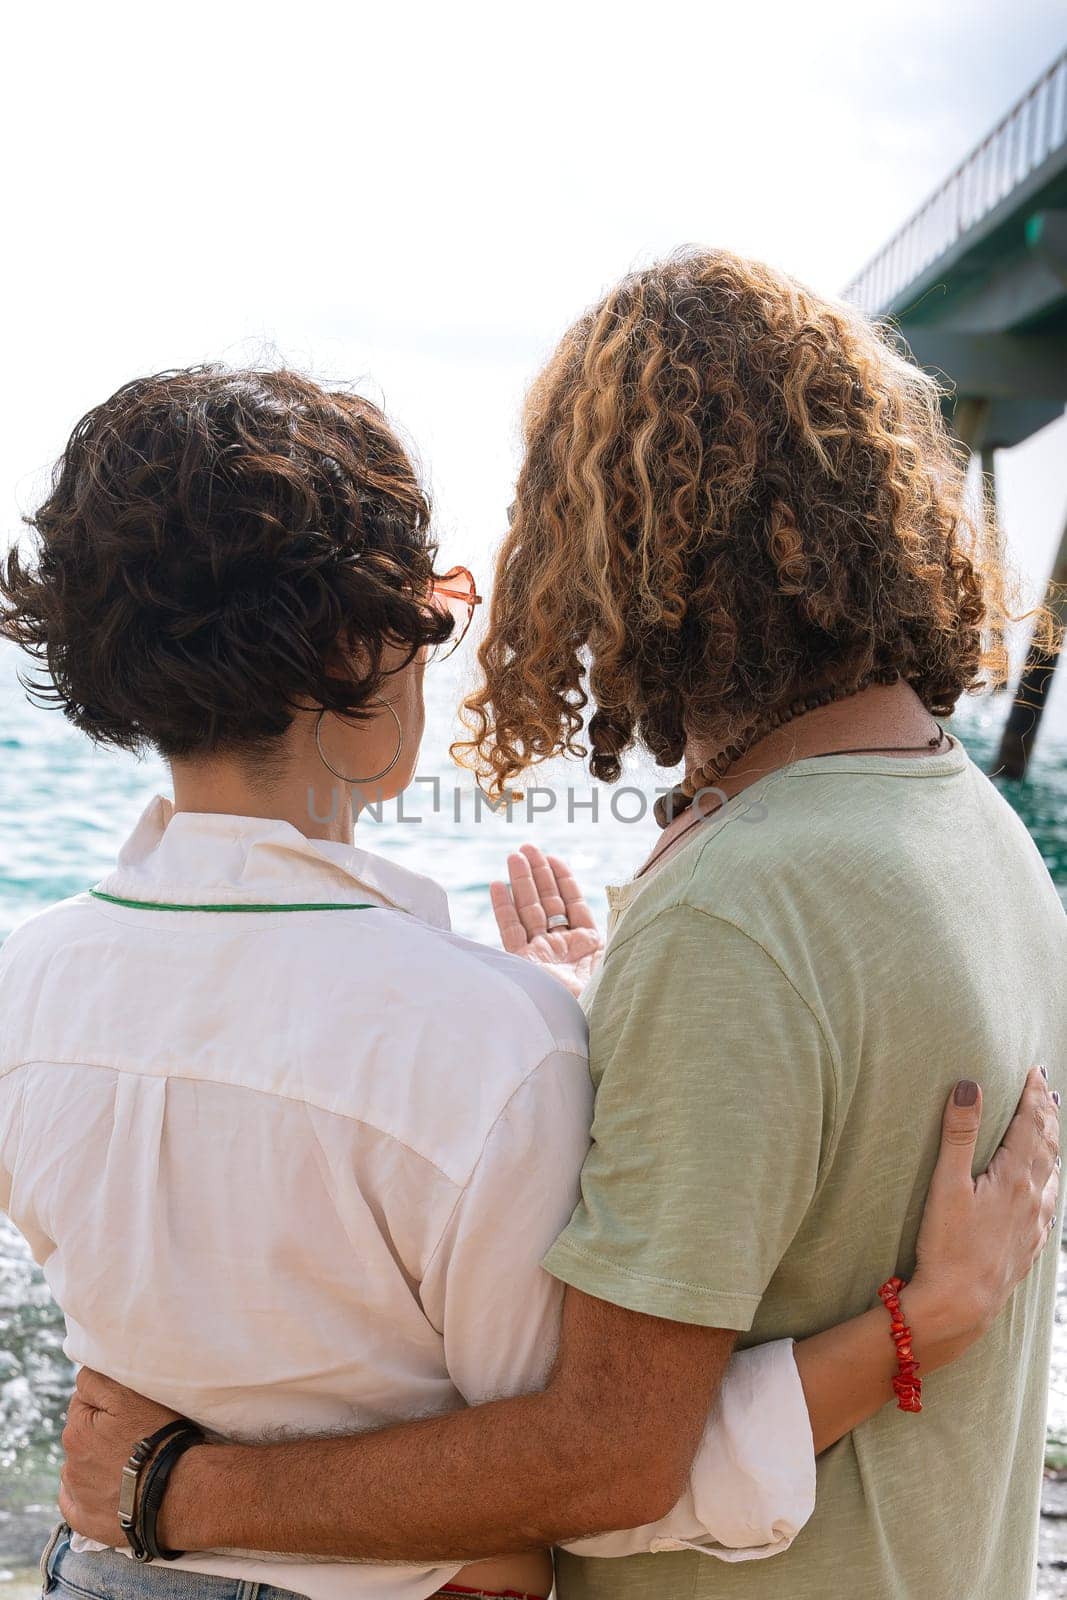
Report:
41,257,1065,1600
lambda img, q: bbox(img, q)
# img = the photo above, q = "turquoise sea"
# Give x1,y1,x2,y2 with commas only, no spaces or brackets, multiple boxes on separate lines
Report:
1,641,1066,1579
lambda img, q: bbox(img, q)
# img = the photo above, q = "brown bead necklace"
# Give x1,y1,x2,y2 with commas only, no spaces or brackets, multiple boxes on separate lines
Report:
652,668,947,835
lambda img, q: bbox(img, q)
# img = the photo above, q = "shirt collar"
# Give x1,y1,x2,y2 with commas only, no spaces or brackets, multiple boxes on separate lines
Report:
95,796,451,930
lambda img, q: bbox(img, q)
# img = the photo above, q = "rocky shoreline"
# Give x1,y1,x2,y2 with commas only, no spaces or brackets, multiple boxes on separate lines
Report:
1042,1477,1067,1597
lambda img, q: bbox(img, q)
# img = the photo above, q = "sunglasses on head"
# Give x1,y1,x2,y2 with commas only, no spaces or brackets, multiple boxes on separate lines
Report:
428,566,482,661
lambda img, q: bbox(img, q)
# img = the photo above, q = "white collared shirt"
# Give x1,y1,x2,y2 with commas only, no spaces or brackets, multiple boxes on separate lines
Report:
0,799,814,1600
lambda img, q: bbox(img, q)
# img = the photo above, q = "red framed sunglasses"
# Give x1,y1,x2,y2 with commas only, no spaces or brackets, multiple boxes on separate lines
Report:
429,566,482,661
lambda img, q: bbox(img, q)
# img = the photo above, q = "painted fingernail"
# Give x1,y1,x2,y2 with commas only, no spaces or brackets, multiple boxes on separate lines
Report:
1054,1091,1061,1107
1056,1157,1062,1170
954,1079,979,1106
1040,1066,1049,1080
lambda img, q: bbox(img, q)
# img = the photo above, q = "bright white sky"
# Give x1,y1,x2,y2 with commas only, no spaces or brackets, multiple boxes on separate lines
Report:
3,0,1066,608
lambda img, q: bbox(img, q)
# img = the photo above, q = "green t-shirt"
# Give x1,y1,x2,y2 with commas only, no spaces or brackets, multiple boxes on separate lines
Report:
544,741,1066,1600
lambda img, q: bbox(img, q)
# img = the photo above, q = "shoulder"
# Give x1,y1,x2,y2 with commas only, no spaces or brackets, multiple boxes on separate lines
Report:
0,892,100,964
588,820,839,1088
310,914,592,1184
611,751,975,944
594,897,823,1036
329,908,589,1081
601,774,811,955
0,894,104,1073
0,892,591,1185
277,907,591,1185
596,798,786,977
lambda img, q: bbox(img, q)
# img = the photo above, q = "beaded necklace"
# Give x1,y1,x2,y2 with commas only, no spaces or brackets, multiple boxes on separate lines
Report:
651,667,946,837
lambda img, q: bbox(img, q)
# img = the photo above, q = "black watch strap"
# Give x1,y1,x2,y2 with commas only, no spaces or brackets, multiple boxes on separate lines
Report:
136,1425,205,1562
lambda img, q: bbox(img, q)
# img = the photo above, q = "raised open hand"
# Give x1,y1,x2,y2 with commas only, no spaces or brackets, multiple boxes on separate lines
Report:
490,843,604,997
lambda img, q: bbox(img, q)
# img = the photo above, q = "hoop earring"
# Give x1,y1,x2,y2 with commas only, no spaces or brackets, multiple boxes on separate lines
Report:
315,699,404,785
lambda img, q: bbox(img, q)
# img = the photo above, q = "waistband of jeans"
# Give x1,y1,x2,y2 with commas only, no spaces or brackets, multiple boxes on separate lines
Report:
435,1586,547,1599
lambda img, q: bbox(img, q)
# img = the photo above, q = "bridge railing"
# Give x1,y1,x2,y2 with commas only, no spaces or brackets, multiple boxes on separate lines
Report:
845,48,1067,315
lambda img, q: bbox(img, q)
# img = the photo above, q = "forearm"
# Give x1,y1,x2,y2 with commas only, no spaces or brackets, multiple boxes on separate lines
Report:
167,1285,964,1562
793,1280,983,1455
160,1387,650,1563
163,1285,972,1559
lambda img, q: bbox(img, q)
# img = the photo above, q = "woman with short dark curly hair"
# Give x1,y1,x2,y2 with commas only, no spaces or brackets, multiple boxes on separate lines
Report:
2,368,453,773
0,310,1061,1600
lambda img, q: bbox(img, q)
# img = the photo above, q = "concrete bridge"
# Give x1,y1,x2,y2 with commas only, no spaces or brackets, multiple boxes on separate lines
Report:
844,47,1067,775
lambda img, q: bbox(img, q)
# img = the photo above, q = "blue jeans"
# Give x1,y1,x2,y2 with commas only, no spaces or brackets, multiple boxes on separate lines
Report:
40,1526,305,1600
39,1525,503,1600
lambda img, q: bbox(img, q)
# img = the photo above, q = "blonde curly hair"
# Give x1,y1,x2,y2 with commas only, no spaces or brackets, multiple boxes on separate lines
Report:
457,249,1022,799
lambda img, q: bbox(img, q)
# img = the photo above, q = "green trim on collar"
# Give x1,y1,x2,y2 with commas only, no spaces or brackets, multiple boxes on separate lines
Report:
89,890,379,914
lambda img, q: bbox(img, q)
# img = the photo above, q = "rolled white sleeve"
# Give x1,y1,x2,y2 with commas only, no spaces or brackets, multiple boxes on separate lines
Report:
562,1340,816,1562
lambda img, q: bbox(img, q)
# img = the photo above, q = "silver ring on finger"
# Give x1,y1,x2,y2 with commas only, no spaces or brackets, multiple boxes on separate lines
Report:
546,914,570,931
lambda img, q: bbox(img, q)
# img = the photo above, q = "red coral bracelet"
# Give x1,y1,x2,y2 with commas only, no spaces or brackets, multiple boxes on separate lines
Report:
878,1275,923,1412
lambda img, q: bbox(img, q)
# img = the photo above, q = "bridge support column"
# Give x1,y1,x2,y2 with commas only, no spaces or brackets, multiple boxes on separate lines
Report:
979,443,1008,690
995,507,1067,779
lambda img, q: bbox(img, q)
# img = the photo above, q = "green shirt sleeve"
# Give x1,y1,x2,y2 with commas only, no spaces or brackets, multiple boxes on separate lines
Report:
542,904,837,1329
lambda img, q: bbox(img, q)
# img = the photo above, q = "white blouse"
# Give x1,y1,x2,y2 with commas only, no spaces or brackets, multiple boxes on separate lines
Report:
0,798,815,1600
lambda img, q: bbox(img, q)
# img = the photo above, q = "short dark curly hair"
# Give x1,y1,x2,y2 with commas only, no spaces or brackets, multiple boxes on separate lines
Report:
1,365,452,758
